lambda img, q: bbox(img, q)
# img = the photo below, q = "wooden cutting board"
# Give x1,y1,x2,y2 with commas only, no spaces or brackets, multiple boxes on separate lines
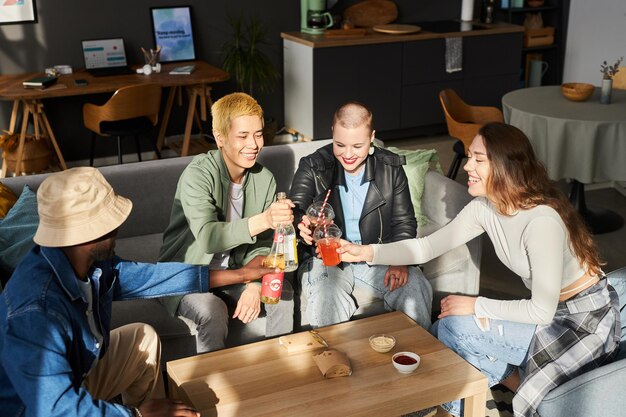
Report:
343,0,398,28
372,24,421,35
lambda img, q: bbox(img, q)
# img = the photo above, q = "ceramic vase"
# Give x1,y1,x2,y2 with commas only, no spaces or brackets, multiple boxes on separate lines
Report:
600,78,613,104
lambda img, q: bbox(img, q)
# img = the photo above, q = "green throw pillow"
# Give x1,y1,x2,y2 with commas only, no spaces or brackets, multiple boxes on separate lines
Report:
0,185,39,272
387,147,441,227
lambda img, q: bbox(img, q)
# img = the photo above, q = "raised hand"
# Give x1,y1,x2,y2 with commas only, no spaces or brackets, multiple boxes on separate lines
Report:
337,240,374,263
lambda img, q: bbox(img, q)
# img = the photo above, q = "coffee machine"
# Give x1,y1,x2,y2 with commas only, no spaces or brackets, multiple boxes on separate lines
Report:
301,0,333,35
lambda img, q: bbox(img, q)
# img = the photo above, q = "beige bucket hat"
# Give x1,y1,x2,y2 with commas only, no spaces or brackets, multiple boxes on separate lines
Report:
33,167,132,247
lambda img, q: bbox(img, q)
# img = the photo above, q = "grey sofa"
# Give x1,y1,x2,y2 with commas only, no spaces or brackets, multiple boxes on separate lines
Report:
537,267,626,417
1,139,481,364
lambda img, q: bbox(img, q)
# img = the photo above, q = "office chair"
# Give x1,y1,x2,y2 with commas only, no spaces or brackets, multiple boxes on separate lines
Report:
438,89,504,179
83,83,162,166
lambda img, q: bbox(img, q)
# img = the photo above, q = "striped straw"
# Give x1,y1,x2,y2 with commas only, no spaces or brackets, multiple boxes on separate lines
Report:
318,189,331,236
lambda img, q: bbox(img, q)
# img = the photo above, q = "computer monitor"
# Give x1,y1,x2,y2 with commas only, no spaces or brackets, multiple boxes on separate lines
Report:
82,38,129,69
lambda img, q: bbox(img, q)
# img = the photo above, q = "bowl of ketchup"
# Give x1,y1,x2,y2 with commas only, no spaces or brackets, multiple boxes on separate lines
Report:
392,351,420,374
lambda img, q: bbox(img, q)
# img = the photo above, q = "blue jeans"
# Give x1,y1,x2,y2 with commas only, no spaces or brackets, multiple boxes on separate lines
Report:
179,280,294,353
431,315,536,417
300,258,433,328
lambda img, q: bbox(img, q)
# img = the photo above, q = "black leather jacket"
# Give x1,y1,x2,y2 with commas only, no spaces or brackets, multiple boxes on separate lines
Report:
289,144,417,261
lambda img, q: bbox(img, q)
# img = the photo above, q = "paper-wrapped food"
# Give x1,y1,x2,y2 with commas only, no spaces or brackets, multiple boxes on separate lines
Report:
278,331,328,353
313,349,352,378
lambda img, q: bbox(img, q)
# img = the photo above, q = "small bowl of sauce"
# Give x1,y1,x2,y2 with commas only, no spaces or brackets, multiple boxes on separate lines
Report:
392,351,420,374
369,334,396,353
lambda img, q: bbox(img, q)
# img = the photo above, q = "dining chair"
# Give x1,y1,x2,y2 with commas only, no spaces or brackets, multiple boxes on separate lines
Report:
83,83,162,166
613,66,626,90
438,89,504,179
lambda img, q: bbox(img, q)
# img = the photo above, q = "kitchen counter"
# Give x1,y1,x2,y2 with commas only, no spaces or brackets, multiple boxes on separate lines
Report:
281,21,523,48
282,21,523,139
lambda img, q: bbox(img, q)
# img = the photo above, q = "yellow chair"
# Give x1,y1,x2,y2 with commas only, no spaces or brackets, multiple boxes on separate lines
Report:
83,84,162,165
438,89,504,178
613,66,626,90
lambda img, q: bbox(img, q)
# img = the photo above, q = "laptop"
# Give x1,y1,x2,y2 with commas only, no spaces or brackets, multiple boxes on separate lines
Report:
82,38,135,77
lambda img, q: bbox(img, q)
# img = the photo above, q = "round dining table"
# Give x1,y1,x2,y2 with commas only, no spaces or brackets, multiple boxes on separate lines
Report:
502,86,626,234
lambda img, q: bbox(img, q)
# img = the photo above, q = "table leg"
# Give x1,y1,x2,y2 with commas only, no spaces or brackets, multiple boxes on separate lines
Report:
13,101,32,176
463,390,487,417
181,87,199,157
156,86,178,153
8,100,19,132
569,180,624,234
37,102,67,170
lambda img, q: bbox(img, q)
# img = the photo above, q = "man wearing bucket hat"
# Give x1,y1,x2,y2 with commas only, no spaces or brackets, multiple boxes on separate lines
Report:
0,167,273,417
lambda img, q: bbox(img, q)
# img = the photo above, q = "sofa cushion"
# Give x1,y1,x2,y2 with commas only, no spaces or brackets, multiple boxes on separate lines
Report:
0,185,38,272
387,147,441,227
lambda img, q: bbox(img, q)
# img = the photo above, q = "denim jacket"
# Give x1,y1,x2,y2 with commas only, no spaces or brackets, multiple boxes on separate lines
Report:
0,245,209,417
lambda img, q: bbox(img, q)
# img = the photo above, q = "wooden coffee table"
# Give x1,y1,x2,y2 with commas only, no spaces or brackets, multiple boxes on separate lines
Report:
167,311,487,417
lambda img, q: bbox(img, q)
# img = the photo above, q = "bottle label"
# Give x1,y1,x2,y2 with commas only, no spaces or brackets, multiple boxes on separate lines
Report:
261,271,284,301
273,233,284,243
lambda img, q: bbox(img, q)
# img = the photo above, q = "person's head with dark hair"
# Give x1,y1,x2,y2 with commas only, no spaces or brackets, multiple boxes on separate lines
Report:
331,101,375,175
465,122,603,276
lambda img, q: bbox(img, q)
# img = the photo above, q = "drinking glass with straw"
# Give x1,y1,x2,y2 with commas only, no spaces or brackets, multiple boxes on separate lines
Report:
312,190,342,266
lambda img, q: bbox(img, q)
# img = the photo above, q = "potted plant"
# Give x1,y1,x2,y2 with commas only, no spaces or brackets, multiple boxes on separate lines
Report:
221,13,280,142
599,56,623,104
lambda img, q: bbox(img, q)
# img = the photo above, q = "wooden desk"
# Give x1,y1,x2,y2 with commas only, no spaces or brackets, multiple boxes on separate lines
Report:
167,311,487,417
0,61,229,177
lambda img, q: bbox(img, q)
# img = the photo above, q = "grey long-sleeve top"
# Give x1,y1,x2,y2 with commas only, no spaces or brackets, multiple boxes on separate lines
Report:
370,198,589,324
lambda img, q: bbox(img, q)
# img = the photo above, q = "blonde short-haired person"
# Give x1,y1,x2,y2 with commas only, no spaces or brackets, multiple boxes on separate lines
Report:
339,123,620,417
0,167,239,416
158,92,295,353
290,101,433,329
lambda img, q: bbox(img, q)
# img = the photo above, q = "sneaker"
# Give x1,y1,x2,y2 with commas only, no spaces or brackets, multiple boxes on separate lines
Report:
402,406,437,417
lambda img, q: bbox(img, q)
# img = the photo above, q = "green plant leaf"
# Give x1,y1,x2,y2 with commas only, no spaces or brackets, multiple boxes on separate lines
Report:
220,13,280,96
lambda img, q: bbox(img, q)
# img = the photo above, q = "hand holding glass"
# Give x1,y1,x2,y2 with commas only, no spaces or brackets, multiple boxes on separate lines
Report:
313,224,342,266
306,201,335,227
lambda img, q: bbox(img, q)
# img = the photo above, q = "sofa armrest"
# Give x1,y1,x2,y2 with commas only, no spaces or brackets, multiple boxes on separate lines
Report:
538,356,626,417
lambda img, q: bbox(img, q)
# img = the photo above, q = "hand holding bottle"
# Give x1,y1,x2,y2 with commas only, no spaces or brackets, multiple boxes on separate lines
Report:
263,198,295,230
239,255,278,284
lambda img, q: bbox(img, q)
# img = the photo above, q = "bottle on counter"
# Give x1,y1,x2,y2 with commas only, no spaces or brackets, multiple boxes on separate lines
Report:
481,0,495,24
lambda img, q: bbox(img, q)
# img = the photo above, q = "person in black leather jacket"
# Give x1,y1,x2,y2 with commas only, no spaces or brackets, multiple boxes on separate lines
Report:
289,102,433,328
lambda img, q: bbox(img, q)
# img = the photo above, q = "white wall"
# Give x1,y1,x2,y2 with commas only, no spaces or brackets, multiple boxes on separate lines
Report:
563,0,626,85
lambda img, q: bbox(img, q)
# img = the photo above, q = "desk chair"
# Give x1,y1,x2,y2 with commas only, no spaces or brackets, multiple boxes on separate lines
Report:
613,66,626,90
438,89,504,179
83,84,162,166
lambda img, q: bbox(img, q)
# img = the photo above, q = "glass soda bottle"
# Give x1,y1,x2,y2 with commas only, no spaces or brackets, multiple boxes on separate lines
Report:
276,192,298,272
261,226,286,304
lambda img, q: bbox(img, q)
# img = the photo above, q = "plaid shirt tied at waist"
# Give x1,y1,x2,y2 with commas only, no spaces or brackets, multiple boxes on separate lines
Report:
513,278,621,417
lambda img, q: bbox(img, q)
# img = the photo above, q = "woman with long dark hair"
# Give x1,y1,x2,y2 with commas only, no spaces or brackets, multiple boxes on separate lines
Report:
339,122,620,417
